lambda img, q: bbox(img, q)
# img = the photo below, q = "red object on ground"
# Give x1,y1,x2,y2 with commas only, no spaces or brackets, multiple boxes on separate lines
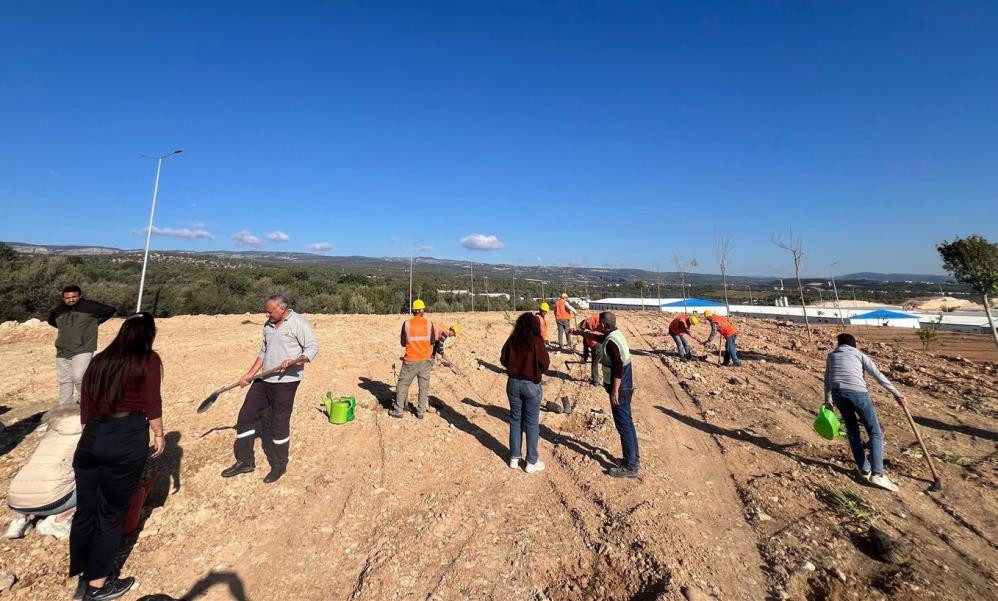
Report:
123,472,158,536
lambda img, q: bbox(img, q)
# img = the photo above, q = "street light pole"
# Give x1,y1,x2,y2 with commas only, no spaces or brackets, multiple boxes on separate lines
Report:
470,262,474,312
830,261,844,326
136,149,182,313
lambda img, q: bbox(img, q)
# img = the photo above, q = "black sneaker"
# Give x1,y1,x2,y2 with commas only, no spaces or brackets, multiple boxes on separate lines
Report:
84,576,135,601
73,577,86,600
608,467,640,479
221,461,255,478
415,410,425,419
263,467,286,484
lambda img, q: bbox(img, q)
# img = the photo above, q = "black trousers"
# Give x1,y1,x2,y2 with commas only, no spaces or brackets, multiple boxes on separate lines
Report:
234,380,300,468
70,413,148,580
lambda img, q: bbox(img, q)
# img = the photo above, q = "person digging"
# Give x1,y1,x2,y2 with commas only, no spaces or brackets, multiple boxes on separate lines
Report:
824,333,906,492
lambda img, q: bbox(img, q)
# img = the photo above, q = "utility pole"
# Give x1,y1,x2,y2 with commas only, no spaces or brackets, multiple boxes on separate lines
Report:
747,285,753,305
408,248,414,313
830,261,844,326
470,262,474,312
484,276,490,311
512,266,516,312
136,149,183,313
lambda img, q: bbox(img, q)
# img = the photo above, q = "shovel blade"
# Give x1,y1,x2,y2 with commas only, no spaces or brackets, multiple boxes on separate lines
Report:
197,391,221,414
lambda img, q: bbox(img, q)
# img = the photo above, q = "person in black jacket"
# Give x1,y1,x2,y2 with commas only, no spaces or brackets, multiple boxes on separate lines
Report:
47,285,115,405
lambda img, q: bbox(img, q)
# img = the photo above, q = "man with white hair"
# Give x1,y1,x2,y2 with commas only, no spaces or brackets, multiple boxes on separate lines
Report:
222,294,319,484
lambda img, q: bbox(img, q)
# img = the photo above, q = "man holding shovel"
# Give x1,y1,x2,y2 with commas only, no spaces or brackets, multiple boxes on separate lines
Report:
222,294,318,484
824,333,905,492
701,310,740,367
553,293,578,353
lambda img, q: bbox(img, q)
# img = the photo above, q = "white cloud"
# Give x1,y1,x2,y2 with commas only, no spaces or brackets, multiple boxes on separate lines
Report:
134,226,214,240
231,230,263,247
188,220,205,229
414,244,433,253
307,242,334,252
460,233,507,251
268,230,291,242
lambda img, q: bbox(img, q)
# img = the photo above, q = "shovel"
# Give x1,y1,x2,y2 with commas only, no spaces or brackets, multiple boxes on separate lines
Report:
197,366,286,414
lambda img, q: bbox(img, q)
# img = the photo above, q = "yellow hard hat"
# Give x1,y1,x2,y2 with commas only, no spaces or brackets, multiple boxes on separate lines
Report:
412,299,426,310
703,310,714,318
540,302,550,312
451,324,460,336
689,315,700,326
561,293,569,298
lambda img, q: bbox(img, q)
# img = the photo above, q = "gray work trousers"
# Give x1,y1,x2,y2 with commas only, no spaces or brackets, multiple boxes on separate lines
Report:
590,344,603,384
556,320,572,349
394,359,432,413
57,352,93,405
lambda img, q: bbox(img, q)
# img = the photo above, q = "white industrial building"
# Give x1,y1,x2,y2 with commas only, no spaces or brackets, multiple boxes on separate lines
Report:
588,297,728,316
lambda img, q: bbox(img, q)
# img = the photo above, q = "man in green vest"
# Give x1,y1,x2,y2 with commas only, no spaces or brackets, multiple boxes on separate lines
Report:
574,311,639,478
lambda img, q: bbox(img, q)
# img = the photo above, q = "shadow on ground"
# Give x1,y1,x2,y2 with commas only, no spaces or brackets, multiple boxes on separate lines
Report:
914,415,997,442
136,570,250,601
655,405,853,476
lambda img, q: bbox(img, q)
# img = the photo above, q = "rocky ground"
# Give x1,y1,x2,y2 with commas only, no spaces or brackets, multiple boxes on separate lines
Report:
0,312,995,601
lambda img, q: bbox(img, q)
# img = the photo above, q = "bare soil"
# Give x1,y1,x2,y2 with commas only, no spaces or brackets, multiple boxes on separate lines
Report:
0,312,996,601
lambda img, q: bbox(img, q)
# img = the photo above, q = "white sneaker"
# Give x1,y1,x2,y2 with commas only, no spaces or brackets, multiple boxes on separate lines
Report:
509,457,521,469
525,460,546,474
4,516,33,539
870,474,900,492
36,515,71,539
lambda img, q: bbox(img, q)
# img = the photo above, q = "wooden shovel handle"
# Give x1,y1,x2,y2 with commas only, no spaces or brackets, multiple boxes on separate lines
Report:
900,401,941,482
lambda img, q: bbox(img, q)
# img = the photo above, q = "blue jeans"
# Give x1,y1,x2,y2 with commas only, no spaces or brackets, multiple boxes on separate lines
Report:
607,387,640,471
507,378,542,464
671,334,691,359
724,335,741,366
831,389,884,475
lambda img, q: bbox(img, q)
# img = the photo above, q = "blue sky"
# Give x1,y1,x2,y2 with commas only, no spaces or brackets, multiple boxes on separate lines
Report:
1,1,996,277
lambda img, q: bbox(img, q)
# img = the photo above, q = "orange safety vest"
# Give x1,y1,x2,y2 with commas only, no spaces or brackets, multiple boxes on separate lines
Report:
404,316,434,361
554,299,572,320
584,314,601,348
669,315,691,336
535,312,548,340
709,315,736,338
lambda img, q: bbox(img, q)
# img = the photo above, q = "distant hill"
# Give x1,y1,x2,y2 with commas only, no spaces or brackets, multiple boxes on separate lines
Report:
4,242,948,286
4,241,772,286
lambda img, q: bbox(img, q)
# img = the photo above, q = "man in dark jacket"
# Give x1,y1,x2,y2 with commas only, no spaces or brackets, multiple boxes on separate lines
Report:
47,285,115,404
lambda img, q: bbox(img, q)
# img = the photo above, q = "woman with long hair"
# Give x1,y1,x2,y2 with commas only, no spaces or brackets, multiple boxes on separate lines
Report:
70,312,165,601
500,312,550,473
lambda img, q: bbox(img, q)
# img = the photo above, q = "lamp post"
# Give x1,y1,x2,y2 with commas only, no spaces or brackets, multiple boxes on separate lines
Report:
830,262,844,326
469,262,474,312
136,149,182,313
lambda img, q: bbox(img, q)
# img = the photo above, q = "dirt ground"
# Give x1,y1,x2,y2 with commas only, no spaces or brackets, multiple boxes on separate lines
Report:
0,311,996,601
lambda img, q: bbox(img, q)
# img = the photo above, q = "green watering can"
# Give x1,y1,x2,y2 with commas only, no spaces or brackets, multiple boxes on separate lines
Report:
813,403,846,440
323,393,356,425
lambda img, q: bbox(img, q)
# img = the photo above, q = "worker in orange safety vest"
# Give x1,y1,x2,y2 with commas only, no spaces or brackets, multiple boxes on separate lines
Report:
536,302,550,343
580,313,603,386
553,293,578,353
391,299,436,419
668,314,699,361
700,310,740,367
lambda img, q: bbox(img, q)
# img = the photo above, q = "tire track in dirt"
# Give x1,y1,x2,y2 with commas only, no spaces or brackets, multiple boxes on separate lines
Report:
622,319,775,599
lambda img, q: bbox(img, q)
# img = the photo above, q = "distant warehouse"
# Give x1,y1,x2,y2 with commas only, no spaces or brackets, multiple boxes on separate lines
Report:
589,297,728,316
